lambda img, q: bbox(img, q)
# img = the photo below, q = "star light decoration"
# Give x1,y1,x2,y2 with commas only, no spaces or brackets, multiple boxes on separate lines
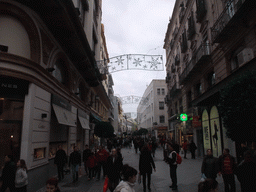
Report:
107,54,163,73
120,96,149,105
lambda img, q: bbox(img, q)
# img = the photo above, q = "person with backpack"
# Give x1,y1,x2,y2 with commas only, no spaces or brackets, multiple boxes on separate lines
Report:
166,144,181,190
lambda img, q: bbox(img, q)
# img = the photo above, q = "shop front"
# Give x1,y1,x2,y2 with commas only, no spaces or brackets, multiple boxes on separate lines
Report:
77,109,90,151
0,77,29,168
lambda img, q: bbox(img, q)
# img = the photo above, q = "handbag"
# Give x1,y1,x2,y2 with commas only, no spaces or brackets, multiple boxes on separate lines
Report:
103,176,109,192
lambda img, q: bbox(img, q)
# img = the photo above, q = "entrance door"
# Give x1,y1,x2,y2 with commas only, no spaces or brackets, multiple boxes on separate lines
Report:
0,121,22,167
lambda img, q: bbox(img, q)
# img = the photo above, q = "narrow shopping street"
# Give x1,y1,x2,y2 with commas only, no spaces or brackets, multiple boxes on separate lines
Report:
37,146,240,192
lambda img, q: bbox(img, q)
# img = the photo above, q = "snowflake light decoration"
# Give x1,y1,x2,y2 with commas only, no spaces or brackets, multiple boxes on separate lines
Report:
148,56,161,70
115,56,125,66
133,58,143,67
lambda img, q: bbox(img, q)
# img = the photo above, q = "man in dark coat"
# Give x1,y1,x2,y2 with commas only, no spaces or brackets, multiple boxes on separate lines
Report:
139,145,156,192
218,148,236,192
69,146,81,183
236,150,256,192
189,140,197,159
105,148,123,192
0,155,16,192
82,145,91,175
54,145,67,181
167,144,178,190
201,149,219,180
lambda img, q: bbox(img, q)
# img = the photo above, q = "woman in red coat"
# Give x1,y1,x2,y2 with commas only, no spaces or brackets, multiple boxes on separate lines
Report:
86,152,97,180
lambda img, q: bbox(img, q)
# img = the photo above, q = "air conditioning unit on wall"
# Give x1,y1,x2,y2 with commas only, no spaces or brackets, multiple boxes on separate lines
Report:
237,48,254,66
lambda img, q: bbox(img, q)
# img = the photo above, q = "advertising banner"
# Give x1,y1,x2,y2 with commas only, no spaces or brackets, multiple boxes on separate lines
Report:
210,106,222,157
202,109,211,154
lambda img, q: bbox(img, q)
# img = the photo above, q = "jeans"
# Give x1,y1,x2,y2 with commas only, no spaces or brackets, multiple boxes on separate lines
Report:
170,165,177,187
97,161,107,179
222,174,236,192
142,173,151,191
88,167,95,179
71,164,79,182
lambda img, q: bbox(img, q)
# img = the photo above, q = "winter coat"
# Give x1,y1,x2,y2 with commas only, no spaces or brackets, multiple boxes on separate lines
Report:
167,151,177,165
86,155,97,168
201,155,218,179
189,142,197,152
83,149,91,162
114,180,135,192
182,142,188,150
1,161,16,184
218,154,236,174
106,155,123,180
15,167,28,188
54,149,67,167
236,160,256,192
69,151,81,166
139,150,155,174
96,149,109,162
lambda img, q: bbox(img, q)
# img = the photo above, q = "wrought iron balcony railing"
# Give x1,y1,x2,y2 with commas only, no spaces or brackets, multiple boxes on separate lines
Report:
179,43,211,84
169,82,181,97
211,0,255,43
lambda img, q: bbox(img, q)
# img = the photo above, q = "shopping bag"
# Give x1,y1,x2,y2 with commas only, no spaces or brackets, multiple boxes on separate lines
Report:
103,176,109,192
200,173,207,182
138,174,141,184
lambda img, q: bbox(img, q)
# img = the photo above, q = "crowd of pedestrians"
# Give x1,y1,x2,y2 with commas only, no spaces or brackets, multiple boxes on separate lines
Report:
1,136,256,192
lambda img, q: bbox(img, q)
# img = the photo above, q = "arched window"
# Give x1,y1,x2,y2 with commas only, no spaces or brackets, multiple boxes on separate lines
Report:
52,59,66,85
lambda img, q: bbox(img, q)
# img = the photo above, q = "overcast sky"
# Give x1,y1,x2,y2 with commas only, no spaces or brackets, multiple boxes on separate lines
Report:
102,0,175,116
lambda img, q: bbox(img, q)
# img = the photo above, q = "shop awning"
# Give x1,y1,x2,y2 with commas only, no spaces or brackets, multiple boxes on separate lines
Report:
52,104,76,126
78,116,90,130
90,113,101,123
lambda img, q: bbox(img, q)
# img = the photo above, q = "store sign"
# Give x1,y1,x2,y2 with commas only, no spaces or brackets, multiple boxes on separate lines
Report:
0,77,28,96
192,116,202,127
180,113,188,121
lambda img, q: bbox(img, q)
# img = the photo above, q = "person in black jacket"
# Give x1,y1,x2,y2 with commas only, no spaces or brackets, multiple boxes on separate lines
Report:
201,149,218,180
82,145,91,175
54,145,67,182
139,145,156,192
167,144,178,190
0,155,16,192
189,140,197,159
236,150,256,192
105,148,123,192
69,146,81,183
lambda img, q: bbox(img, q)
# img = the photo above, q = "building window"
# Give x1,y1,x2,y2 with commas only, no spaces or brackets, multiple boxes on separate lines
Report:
162,88,165,95
195,82,202,96
159,102,164,110
157,88,160,95
53,59,66,85
207,72,215,88
160,115,165,123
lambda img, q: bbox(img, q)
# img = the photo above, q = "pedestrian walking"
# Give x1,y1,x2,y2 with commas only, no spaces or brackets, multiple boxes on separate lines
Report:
69,146,81,183
151,140,157,157
166,144,178,190
198,178,219,192
54,145,67,182
190,140,197,159
46,178,60,192
139,145,156,192
201,149,219,180
107,139,113,153
235,150,256,192
15,159,28,192
95,145,109,181
105,148,123,192
114,164,137,192
82,145,91,175
0,155,16,192
134,138,138,154
182,140,188,159
218,148,236,192
237,143,249,164
86,152,97,181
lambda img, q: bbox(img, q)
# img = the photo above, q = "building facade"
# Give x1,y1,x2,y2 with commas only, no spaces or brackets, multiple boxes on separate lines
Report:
0,0,113,191
164,0,256,158
137,80,168,138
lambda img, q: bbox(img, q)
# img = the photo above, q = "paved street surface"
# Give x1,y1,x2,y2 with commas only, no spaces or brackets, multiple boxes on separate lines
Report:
37,147,241,192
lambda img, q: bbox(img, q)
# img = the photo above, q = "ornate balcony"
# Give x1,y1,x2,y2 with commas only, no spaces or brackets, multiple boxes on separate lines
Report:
211,0,256,43
179,43,211,84
196,0,207,23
